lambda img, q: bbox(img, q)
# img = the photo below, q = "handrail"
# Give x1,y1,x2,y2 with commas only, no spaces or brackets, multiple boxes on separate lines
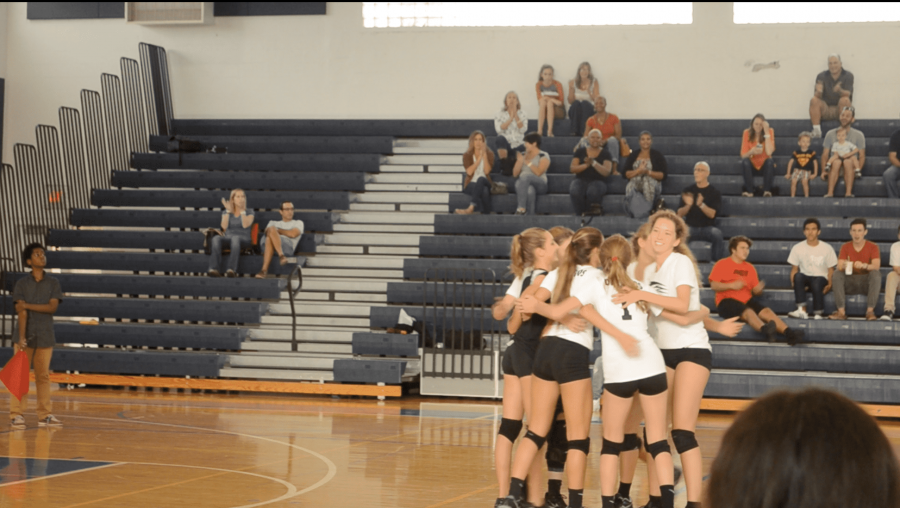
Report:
287,264,303,352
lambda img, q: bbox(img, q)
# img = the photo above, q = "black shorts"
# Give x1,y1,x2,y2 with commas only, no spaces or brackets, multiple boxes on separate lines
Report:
502,340,538,377
717,297,766,320
660,348,712,371
532,336,591,384
605,373,668,398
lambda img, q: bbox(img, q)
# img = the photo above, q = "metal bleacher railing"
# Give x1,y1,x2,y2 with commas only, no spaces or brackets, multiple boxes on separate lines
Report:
0,43,173,344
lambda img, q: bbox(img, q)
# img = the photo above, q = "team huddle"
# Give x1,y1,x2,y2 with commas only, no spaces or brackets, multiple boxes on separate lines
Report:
492,211,744,508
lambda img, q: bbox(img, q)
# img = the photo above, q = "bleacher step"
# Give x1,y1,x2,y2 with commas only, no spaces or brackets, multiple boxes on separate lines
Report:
268,302,371,317
340,211,436,224
242,342,353,354
300,278,388,293
323,233,423,247
349,203,397,211
261,315,371,327
355,192,450,204
306,255,408,269
249,327,359,342
303,268,404,279
218,367,335,382
386,155,459,165
379,165,424,173
333,223,434,234
228,353,348,370
399,204,447,212
370,173,461,184
365,183,462,192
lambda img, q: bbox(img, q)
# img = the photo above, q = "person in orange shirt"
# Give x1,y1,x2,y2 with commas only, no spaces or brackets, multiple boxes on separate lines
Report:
535,65,564,137
709,236,805,345
582,96,622,172
740,114,775,197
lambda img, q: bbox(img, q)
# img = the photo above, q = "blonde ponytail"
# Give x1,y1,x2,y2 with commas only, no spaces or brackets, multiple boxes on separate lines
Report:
508,228,547,278
552,227,604,304
600,235,648,313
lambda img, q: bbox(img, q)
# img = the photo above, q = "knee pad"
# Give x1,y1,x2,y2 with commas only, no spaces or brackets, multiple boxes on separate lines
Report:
646,439,671,459
546,419,568,471
671,429,699,454
600,438,623,456
623,433,641,452
524,429,547,449
569,438,591,456
498,418,523,443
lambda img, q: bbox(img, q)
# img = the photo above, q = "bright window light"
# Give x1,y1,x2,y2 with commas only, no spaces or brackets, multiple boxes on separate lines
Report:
362,2,692,28
734,2,900,24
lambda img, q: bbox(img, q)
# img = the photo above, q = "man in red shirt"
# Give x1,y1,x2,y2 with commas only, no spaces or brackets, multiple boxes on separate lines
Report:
830,218,883,320
710,236,805,345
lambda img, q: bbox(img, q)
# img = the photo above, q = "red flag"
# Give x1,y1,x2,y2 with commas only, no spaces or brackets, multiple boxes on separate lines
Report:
0,351,30,401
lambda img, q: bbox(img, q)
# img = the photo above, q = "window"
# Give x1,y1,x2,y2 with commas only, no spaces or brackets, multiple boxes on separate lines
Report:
734,2,900,24
362,2,692,28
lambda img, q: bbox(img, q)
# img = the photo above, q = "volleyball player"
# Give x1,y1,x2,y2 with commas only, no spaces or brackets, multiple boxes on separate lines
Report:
498,227,604,508
491,227,558,508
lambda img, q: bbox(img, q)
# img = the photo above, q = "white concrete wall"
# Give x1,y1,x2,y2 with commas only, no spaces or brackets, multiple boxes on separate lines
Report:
3,2,900,163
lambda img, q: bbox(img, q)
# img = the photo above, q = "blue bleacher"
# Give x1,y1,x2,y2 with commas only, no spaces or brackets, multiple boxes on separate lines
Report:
131,152,381,173
111,170,367,192
53,322,247,350
149,134,394,154
48,251,301,276
48,229,319,254
0,348,225,378
70,209,335,232
92,189,350,211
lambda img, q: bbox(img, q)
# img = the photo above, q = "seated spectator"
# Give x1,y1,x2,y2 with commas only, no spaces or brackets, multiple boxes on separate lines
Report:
824,128,861,197
677,161,725,262
493,91,527,176
784,131,818,198
208,188,255,278
256,201,304,279
535,65,564,137
882,225,900,320
567,62,599,136
569,129,612,217
740,114,775,197
512,132,550,215
706,388,900,508
455,130,496,215
883,121,900,198
581,96,621,171
809,54,853,138
821,106,866,197
622,130,667,217
829,218,882,320
787,218,837,320
710,236,805,345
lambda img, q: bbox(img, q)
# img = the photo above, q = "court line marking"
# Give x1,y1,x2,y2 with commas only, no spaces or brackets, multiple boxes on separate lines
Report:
0,462,120,489
61,414,337,507
424,483,498,508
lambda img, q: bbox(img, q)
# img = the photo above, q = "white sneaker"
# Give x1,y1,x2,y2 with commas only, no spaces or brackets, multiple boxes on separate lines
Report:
881,311,895,321
854,169,862,179
813,313,823,320
38,415,62,427
788,309,809,319
811,126,822,138
10,415,25,429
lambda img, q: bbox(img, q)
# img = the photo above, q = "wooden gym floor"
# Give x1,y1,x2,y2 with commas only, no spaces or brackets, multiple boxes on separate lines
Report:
2,388,900,507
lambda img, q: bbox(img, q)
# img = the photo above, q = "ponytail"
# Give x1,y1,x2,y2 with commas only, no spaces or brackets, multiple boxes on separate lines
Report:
508,228,547,278
552,227,604,304
600,235,648,313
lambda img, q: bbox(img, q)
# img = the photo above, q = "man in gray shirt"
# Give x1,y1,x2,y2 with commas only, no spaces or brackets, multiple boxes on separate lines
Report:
821,106,865,198
810,54,853,138
10,243,63,429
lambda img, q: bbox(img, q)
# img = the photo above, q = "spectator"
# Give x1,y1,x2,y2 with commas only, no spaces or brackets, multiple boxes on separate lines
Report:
567,62,599,136
10,243,64,429
677,161,725,262
582,96,621,172
569,129,612,217
882,225,900,320
622,131,667,217
787,218,837,320
709,236,805,345
494,91,528,176
256,201,304,278
535,65,564,137
739,114,775,197
208,188,255,277
821,106,866,197
706,388,900,508
784,131,818,198
809,54,854,138
512,132,550,215
824,128,861,197
830,218,882,321
883,121,900,198
454,130,496,216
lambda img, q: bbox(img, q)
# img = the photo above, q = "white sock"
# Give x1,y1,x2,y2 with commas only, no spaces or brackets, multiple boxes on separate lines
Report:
797,305,805,311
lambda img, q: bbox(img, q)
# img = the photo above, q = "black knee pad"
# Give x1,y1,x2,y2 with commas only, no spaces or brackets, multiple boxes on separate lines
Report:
498,418,523,443
600,438,623,456
623,433,641,452
569,438,590,455
646,439,671,459
546,419,568,471
671,429,699,454
524,429,547,449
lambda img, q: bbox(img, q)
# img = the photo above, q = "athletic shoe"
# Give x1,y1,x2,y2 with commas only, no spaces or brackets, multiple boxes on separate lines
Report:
225,269,237,278
741,192,753,197
543,491,567,508
855,169,862,179
787,308,809,320
762,321,778,343
785,328,806,347
10,415,25,429
828,311,846,320
811,126,822,138
496,496,519,508
208,269,222,278
763,191,772,197
613,494,633,508
881,310,895,321
813,313,823,320
38,415,62,427
866,310,877,321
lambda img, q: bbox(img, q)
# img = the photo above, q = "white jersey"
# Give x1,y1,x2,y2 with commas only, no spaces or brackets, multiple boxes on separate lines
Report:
541,265,602,350
645,253,710,351
628,261,658,340
505,267,535,298
577,275,665,384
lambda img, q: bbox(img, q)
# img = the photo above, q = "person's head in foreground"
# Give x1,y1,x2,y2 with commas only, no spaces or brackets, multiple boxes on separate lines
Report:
706,388,900,508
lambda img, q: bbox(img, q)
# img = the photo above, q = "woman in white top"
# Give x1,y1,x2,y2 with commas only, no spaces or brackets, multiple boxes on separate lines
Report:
498,228,604,508
490,228,559,507
454,131,496,215
612,210,716,508
494,91,528,176
568,62,600,136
